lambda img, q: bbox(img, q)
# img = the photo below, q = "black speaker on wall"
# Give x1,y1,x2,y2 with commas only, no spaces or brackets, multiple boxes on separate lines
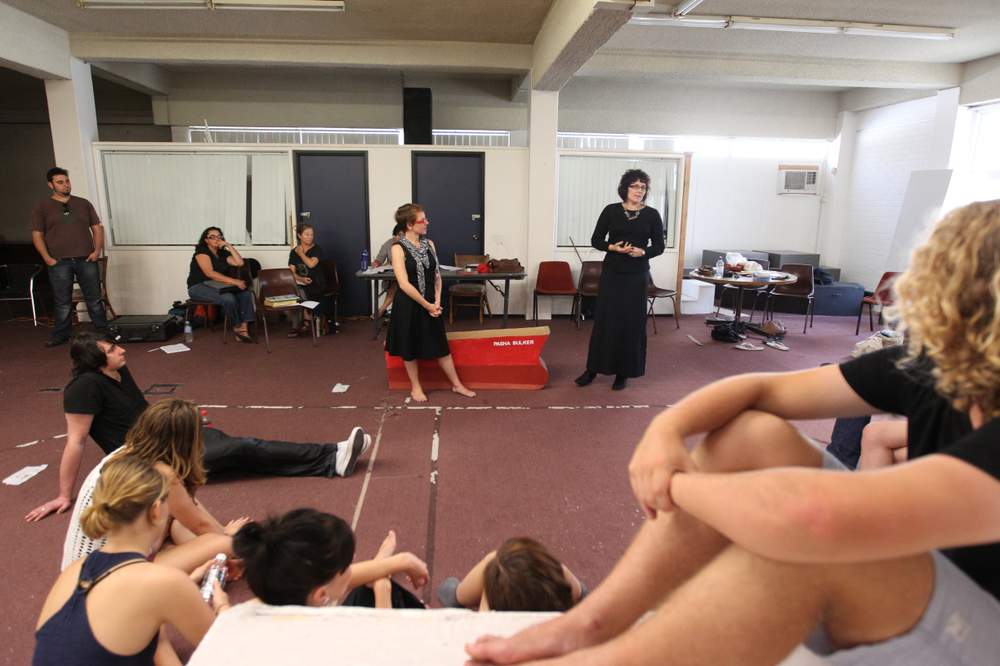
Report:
403,87,432,145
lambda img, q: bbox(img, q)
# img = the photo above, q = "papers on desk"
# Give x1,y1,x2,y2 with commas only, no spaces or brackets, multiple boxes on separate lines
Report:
360,265,393,275
438,264,461,271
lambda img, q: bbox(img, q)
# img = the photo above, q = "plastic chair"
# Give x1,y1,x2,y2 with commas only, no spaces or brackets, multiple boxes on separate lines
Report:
0,263,43,325
449,254,491,325
183,260,258,344
765,263,815,334
71,256,116,321
572,261,602,329
257,268,317,353
318,259,341,330
532,261,577,325
647,278,680,333
856,271,899,335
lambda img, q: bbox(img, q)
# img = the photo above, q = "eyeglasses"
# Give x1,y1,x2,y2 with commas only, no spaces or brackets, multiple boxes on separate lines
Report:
61,203,71,216
205,234,224,240
628,183,648,191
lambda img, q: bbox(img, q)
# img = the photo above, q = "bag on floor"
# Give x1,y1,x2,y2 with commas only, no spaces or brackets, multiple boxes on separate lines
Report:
710,325,742,343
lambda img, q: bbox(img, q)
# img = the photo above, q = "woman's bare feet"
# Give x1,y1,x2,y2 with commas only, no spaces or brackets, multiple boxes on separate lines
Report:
410,388,428,402
452,385,477,398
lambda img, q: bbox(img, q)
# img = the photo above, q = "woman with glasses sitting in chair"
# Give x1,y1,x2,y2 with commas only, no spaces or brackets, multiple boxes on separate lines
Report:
287,223,332,337
575,169,665,391
186,227,255,343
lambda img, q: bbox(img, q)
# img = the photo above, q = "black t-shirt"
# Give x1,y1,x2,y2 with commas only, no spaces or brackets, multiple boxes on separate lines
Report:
590,204,666,274
287,245,326,289
63,366,148,454
840,346,1000,601
187,246,232,287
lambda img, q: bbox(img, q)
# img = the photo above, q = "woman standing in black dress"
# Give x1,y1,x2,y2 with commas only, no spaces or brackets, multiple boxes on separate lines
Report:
385,203,476,402
575,169,665,390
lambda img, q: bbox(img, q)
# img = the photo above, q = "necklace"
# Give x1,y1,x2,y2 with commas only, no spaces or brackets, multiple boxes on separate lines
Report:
623,205,643,221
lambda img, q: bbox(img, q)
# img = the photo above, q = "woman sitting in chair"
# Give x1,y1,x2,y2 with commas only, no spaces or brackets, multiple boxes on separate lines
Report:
186,226,255,344
287,223,333,337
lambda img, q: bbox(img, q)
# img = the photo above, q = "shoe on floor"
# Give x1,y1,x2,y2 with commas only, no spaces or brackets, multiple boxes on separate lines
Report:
45,338,68,348
612,375,627,390
335,426,366,477
765,340,789,351
733,342,764,351
575,371,596,387
436,576,463,608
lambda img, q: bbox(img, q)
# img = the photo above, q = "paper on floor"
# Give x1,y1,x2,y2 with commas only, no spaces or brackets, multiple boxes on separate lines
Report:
4,464,47,486
331,383,350,393
158,343,190,354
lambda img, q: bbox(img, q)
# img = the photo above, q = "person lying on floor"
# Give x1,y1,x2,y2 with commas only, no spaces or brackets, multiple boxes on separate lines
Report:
34,455,230,666
466,200,1000,666
437,537,584,612
62,399,251,572
25,331,371,522
233,509,430,609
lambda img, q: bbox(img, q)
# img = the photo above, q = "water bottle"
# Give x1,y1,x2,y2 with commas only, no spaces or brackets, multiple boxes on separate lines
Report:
714,258,724,278
361,249,369,271
184,320,193,344
200,553,228,603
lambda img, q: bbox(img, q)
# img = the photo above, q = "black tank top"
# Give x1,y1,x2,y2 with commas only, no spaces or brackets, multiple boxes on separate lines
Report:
33,551,157,666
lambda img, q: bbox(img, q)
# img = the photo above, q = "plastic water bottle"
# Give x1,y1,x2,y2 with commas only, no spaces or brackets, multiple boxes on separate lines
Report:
184,320,193,344
714,258,724,277
361,249,369,271
200,553,228,603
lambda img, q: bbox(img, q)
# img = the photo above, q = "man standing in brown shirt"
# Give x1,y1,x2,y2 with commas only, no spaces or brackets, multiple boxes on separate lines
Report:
30,167,108,347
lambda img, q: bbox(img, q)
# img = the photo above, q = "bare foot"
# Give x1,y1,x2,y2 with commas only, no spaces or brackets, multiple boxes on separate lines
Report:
452,385,477,398
410,388,428,402
375,529,397,559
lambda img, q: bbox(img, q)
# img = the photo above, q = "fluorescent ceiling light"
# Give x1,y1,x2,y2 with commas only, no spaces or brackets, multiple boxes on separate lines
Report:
729,17,842,35
843,26,953,40
629,12,954,41
629,15,729,28
78,0,345,9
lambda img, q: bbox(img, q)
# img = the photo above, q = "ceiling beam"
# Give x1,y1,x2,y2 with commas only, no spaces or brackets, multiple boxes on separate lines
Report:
70,36,532,74
579,50,962,89
531,0,643,91
0,2,72,79
92,61,170,95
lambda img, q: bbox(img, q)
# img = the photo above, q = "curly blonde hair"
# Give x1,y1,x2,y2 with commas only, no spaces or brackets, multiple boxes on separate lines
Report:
124,398,207,488
889,200,1000,418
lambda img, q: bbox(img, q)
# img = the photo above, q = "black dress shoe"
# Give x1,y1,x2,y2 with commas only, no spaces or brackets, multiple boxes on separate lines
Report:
234,332,255,343
45,338,69,348
612,375,628,391
575,371,597,387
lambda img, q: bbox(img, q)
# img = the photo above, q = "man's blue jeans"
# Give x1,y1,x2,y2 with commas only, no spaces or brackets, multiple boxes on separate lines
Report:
48,258,107,342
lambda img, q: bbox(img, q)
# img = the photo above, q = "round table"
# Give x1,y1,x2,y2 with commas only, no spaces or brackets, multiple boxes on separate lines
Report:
688,270,797,335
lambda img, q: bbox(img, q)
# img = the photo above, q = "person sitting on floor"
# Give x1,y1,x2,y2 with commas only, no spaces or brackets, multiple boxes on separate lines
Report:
186,226,255,343
33,455,230,666
25,331,370,523
466,200,1000,666
437,536,584,612
233,509,429,609
61,399,250,572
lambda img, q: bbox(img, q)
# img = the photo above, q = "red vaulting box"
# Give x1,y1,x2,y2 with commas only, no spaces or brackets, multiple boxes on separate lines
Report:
385,326,550,390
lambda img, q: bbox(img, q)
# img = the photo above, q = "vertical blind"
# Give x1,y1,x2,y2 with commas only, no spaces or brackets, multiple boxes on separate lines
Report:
557,154,680,248
102,151,290,246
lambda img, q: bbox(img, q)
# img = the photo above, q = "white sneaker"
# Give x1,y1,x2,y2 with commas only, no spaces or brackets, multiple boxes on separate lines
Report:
335,427,366,477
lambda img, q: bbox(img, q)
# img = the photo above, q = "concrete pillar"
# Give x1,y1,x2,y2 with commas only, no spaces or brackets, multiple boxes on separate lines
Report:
524,89,560,319
44,57,100,200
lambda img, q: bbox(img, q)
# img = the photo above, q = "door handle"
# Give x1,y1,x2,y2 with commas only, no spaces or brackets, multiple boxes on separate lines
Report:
299,211,311,220
472,234,480,240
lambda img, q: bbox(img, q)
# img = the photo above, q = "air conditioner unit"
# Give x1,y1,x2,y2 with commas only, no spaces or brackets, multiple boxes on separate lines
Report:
777,164,819,194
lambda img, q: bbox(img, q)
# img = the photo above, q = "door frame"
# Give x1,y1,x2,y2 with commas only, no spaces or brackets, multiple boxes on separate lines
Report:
411,150,486,256
293,149,372,256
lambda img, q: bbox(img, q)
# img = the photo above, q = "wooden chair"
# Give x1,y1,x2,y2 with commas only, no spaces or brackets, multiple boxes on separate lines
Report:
647,278,680,333
572,261,602,329
765,263,815,334
256,268,317,352
71,256,116,321
449,254,491,325
856,271,899,335
0,263,44,326
533,261,577,325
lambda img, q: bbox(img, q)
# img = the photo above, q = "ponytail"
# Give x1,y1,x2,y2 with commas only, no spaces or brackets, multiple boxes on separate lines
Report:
80,455,167,540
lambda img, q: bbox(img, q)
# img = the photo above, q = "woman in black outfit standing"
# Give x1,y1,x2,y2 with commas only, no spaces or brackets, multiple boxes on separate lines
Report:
385,203,476,402
576,169,665,391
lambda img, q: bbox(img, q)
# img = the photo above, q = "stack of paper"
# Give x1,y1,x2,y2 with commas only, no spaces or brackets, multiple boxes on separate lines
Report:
264,294,300,307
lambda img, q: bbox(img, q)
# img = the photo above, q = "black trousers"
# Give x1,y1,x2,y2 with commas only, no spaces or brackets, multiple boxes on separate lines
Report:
202,426,337,478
